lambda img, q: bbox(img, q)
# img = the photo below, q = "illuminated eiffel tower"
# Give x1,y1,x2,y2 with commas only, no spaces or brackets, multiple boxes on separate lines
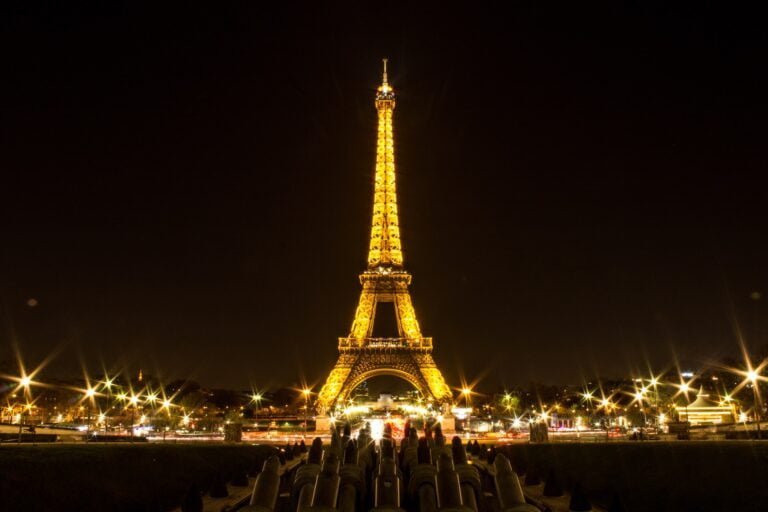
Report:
316,60,453,413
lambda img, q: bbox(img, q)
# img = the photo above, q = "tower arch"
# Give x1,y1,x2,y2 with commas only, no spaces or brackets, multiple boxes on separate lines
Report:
340,369,426,403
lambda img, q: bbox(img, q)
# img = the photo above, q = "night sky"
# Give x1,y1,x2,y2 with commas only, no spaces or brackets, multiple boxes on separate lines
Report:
2,4,766,391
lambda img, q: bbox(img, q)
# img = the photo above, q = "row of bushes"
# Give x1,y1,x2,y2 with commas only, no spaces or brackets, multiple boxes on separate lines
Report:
499,442,768,512
0,443,276,512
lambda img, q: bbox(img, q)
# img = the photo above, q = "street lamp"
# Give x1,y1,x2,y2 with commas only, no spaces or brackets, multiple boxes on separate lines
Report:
84,387,97,441
462,388,472,436
647,376,661,424
678,382,692,429
159,398,173,441
144,390,159,433
302,388,311,438
598,397,615,437
251,393,263,416
129,394,140,438
748,370,761,437
634,391,647,430
16,376,32,443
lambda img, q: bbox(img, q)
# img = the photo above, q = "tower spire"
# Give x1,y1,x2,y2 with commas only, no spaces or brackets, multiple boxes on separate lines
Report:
368,58,402,268
381,58,389,87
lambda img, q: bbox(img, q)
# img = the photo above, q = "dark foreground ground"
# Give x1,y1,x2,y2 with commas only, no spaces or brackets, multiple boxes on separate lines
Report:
500,441,768,512
0,443,276,512
3,441,768,512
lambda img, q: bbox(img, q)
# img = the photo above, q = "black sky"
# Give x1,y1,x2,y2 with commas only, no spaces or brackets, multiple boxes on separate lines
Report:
2,4,767,390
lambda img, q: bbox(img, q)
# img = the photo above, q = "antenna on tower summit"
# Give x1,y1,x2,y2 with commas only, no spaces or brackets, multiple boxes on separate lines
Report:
382,58,388,86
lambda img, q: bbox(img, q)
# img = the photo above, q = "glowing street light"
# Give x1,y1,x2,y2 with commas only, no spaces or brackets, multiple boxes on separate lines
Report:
632,391,648,427
301,388,312,438
597,396,617,432
251,392,263,420
128,395,140,438
746,368,762,436
100,375,115,395
83,387,98,441
675,378,695,425
15,375,34,443
645,375,662,421
461,387,473,436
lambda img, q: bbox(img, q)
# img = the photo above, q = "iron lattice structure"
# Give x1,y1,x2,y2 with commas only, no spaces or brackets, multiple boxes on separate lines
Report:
316,61,453,413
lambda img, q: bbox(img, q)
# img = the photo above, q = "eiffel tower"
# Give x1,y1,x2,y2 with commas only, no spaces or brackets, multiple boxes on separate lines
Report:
316,60,453,414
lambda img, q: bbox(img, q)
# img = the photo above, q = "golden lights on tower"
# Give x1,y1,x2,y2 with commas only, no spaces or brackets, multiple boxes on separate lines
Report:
368,57,402,268
316,60,453,412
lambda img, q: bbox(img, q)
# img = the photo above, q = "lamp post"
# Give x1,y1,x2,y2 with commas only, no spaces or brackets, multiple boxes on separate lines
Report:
101,377,114,435
17,376,32,444
17,404,29,444
302,389,311,438
116,392,127,434
721,393,736,427
16,404,24,444
634,392,647,436
676,381,693,441
161,399,173,442
462,388,472,436
649,377,660,423
679,382,690,423
251,393,262,419
599,398,614,440
129,395,140,438
748,370,761,438
144,390,158,437
85,388,96,442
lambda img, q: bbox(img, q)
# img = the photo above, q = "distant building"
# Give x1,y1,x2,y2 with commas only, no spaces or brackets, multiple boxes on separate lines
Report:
679,389,735,425
376,393,394,408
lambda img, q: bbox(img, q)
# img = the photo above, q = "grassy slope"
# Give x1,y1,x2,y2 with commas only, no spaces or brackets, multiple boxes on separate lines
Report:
0,443,276,512
500,441,768,512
